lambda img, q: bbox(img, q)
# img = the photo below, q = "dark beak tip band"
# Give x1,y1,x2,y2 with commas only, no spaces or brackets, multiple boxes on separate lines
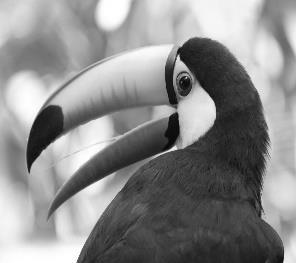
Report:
165,45,179,105
27,105,64,172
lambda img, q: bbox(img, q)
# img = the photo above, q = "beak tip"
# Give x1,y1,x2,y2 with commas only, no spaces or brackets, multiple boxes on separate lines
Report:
26,105,64,172
26,135,41,173
26,152,33,173
47,207,53,220
47,198,60,220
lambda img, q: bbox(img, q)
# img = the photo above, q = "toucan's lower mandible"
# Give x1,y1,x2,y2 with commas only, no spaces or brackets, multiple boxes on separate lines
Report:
47,113,179,218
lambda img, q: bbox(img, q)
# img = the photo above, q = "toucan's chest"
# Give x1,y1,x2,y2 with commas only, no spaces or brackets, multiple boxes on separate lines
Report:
121,149,261,225
139,149,255,198
117,190,281,263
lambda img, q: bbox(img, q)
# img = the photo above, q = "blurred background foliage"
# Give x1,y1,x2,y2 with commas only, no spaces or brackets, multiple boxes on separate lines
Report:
0,0,296,262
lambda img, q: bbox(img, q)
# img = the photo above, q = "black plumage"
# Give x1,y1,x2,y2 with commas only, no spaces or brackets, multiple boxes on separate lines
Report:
76,38,284,263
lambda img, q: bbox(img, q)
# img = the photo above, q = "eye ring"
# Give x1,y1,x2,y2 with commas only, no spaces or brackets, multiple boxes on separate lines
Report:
176,72,192,97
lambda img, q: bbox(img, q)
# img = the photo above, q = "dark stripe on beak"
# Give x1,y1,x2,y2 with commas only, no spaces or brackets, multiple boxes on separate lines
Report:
163,113,179,150
26,105,63,172
165,45,179,105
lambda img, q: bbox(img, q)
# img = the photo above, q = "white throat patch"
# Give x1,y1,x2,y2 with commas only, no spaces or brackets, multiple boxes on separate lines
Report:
176,86,216,149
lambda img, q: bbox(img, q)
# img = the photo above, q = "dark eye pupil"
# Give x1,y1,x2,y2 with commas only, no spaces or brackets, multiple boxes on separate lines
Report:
179,76,191,90
176,73,192,97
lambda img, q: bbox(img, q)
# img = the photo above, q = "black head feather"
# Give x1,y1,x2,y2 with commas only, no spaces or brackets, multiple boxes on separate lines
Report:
179,38,269,214
179,38,259,115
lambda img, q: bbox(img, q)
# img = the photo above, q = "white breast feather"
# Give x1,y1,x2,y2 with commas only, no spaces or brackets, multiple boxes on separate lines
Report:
176,87,216,149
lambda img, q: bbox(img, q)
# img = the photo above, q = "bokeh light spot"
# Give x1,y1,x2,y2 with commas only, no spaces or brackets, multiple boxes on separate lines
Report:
95,0,132,31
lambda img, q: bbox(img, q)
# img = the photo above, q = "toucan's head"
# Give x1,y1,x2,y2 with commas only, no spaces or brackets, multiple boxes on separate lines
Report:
26,38,268,217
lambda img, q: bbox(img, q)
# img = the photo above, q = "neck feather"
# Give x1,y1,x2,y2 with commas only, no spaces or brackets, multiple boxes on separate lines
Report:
187,105,269,214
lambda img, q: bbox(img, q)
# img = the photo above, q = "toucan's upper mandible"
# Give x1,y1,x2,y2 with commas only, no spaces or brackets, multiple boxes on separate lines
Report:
27,44,181,173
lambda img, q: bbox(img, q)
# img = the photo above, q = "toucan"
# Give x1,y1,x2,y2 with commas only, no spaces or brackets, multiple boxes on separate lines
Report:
27,38,284,263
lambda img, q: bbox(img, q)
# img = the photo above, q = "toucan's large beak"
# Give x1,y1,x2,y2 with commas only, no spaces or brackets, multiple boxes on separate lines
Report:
26,45,180,215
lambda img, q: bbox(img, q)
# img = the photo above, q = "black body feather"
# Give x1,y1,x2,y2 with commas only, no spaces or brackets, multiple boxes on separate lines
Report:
77,38,284,263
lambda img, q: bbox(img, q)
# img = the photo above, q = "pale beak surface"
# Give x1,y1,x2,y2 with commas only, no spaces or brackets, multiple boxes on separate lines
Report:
27,45,179,172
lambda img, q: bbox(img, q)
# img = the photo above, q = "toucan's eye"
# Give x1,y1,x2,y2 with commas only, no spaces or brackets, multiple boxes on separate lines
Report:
176,72,192,97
